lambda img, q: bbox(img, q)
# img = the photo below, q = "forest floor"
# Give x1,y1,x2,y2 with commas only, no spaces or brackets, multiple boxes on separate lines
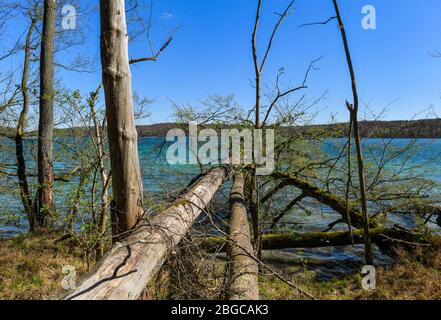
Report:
0,233,440,300
259,244,441,300
0,232,88,299
259,256,441,300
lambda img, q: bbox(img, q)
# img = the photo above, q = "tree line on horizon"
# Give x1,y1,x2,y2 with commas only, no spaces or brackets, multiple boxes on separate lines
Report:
0,0,440,300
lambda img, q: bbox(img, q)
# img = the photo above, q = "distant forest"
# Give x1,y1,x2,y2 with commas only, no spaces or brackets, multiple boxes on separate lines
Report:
135,118,441,139
1,118,440,139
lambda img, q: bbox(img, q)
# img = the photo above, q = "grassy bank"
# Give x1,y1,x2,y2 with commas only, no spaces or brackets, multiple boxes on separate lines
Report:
0,232,87,299
260,247,441,300
0,233,440,300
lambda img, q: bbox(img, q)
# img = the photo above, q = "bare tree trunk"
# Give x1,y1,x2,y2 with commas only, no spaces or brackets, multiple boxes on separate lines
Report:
97,163,111,257
35,0,56,228
89,85,111,259
66,166,92,231
227,173,259,300
250,0,262,255
350,106,373,264
249,173,260,253
65,166,230,300
345,113,354,245
16,17,36,232
248,0,294,256
332,0,373,265
100,0,144,240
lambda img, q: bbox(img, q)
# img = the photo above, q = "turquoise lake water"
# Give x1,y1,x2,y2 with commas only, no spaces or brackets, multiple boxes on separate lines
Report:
1,137,440,279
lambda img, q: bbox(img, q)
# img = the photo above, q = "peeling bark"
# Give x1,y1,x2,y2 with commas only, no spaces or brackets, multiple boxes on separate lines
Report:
100,0,144,238
65,166,230,300
227,173,259,300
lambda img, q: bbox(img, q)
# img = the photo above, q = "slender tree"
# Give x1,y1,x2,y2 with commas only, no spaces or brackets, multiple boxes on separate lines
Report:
250,0,296,256
332,0,373,265
16,12,37,231
100,0,144,239
88,84,111,258
250,0,262,255
35,0,56,228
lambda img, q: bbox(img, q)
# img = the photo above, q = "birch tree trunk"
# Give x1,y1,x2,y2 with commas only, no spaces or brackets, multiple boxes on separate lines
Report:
35,0,56,228
65,166,229,300
227,173,259,300
100,0,144,238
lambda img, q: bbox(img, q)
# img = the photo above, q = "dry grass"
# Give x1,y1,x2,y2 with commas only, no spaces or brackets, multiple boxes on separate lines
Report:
0,231,88,300
363,246,441,300
1,232,440,300
259,245,441,300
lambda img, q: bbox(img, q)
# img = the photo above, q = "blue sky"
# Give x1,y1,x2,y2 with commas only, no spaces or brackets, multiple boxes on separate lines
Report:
3,0,441,124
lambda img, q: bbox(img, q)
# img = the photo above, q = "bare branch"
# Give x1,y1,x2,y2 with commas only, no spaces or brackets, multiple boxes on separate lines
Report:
298,16,337,28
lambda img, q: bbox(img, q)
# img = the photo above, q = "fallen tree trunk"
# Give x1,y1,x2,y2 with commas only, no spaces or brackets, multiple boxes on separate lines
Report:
270,171,379,228
66,166,230,300
227,173,259,300
202,226,435,256
412,203,441,227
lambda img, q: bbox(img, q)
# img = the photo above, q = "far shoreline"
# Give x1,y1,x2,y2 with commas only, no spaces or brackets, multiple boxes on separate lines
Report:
1,118,441,139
